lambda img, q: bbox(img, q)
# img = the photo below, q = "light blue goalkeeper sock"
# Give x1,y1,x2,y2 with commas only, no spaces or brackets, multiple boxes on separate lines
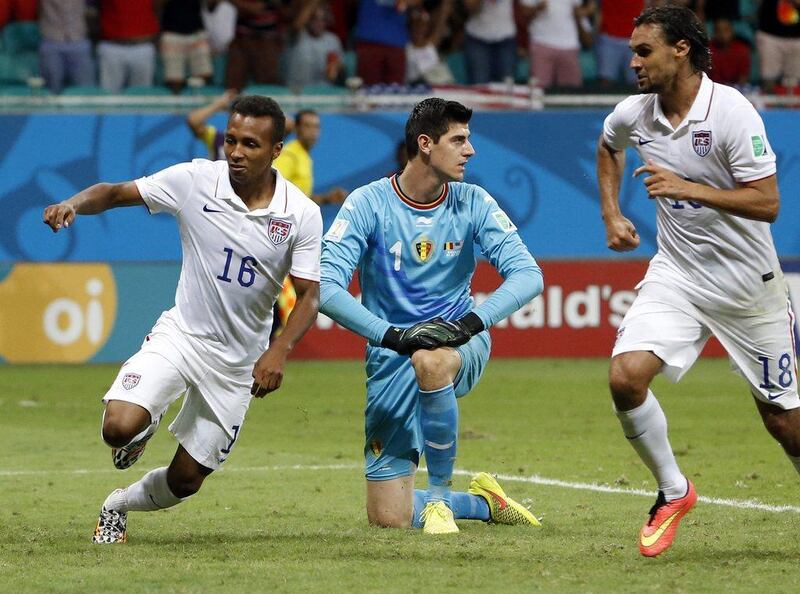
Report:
411,489,490,527
419,383,458,504
450,492,490,521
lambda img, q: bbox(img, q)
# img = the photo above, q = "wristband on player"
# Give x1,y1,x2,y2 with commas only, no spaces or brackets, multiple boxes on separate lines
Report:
381,326,405,351
456,312,484,336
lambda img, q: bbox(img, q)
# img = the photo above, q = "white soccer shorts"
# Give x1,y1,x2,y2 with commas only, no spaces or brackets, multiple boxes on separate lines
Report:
102,313,252,469
613,280,799,410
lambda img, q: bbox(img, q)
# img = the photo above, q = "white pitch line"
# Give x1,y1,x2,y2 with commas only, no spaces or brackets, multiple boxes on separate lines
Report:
2,463,798,514
451,469,800,514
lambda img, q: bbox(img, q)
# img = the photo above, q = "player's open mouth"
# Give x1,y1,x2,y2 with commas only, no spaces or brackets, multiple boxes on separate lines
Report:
230,164,246,172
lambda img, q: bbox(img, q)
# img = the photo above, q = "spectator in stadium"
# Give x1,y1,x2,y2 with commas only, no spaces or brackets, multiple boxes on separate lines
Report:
756,0,800,93
44,95,322,545
202,0,238,54
709,17,752,87
594,0,643,87
225,0,290,90
0,0,37,27
159,0,214,94
462,0,517,84
270,109,344,336
405,1,456,86
700,0,741,22
598,5,799,558
354,0,419,86
521,0,595,89
283,0,344,90
320,98,544,534
96,0,160,93
187,89,239,160
38,0,96,94
273,109,346,205
328,0,358,47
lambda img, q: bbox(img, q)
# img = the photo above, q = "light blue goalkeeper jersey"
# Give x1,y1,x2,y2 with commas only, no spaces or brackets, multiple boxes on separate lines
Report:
319,174,543,346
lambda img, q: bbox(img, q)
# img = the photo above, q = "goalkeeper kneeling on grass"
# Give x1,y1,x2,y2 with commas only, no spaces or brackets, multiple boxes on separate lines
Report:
319,98,544,535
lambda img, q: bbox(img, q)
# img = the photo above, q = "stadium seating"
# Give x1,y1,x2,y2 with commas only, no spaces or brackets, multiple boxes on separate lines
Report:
446,52,467,85
61,86,112,96
0,83,46,95
181,84,226,97
121,86,174,96
243,84,293,96
0,51,38,84
301,84,348,96
1,21,38,53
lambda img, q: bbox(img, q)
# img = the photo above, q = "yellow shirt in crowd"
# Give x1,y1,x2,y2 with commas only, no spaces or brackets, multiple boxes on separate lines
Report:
273,139,313,197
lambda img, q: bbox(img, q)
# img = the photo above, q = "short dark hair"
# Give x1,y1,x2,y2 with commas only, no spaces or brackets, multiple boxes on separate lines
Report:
405,98,473,159
294,109,318,127
635,5,711,74
229,95,286,143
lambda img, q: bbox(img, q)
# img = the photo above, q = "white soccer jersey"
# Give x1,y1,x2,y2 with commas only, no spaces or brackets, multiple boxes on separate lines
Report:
135,159,322,368
603,73,781,311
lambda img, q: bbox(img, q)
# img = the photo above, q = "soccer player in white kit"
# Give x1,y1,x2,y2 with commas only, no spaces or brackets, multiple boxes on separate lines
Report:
597,6,799,558
42,96,323,543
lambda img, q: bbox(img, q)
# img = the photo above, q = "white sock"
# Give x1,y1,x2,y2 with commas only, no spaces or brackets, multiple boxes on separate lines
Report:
615,390,687,500
117,467,185,512
787,453,800,476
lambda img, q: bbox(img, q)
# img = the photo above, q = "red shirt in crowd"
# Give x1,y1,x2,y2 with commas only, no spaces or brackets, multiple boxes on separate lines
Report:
100,0,159,41
600,0,644,38
710,38,752,86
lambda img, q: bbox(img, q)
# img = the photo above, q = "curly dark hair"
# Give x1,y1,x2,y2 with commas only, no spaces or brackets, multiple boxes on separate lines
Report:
635,5,711,74
405,98,473,159
229,95,286,143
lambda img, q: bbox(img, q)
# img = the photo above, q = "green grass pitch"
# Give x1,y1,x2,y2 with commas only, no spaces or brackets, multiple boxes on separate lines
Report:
0,359,797,593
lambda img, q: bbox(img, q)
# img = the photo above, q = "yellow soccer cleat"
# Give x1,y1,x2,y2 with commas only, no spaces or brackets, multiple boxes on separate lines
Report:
420,501,459,534
469,472,541,526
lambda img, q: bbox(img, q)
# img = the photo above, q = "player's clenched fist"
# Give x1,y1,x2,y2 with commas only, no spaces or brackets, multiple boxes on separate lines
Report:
251,349,286,397
604,214,640,252
43,202,77,232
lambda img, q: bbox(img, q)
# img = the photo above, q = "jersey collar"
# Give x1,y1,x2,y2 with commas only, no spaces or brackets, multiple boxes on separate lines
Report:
215,165,289,216
390,174,448,210
653,73,714,131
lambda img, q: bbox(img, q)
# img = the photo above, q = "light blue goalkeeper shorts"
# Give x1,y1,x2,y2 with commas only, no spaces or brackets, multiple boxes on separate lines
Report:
363,330,491,481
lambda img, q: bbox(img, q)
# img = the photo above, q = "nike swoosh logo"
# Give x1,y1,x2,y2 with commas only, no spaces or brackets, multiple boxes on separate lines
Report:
203,204,223,213
640,509,681,547
638,138,655,145
483,488,508,510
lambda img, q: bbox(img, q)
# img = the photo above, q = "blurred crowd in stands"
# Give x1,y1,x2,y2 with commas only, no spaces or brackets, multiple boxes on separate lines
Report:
0,0,798,96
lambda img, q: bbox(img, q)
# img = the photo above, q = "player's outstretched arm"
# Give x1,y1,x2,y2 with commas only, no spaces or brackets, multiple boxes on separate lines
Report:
42,181,145,233
597,134,639,251
251,276,320,398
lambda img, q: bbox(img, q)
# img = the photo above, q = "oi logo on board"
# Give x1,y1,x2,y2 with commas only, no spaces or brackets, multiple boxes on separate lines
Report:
0,263,117,363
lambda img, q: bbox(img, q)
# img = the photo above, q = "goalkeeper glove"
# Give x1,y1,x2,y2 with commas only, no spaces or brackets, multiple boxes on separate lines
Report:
380,313,484,354
381,322,442,355
424,312,484,348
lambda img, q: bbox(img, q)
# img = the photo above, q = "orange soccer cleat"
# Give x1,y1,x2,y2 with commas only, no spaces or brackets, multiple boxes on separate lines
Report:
639,480,697,557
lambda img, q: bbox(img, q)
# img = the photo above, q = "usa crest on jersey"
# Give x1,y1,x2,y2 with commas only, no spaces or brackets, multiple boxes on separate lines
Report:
122,373,141,390
692,130,712,157
267,218,292,245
